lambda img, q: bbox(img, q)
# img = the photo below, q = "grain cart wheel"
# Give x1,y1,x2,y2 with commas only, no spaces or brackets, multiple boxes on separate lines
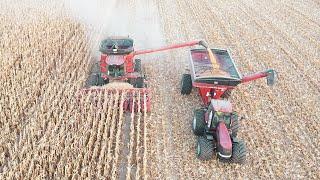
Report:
134,59,141,72
196,136,214,160
230,113,240,137
181,74,192,95
231,139,246,164
193,109,206,136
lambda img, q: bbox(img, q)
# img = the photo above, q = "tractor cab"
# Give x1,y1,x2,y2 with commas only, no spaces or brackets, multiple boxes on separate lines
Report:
206,99,236,131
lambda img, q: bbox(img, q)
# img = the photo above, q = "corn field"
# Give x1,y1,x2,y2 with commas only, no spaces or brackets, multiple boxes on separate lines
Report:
0,0,319,179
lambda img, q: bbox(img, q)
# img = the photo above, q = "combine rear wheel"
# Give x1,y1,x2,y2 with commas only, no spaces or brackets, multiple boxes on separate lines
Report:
192,109,206,136
196,136,213,160
181,74,192,95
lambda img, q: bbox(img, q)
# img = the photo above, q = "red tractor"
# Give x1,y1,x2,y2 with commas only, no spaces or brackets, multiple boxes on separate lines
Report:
181,45,276,163
82,36,208,112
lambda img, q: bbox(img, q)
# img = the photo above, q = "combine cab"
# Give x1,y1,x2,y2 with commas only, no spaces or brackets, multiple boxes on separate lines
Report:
80,36,208,112
181,47,276,163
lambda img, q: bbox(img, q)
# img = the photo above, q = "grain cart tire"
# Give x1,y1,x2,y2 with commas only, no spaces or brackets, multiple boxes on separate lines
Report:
181,74,192,95
221,89,232,99
231,139,246,164
231,113,240,137
193,109,206,136
134,59,141,72
196,136,213,160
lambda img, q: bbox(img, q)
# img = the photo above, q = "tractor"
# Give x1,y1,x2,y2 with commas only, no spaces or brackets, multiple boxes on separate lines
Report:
81,36,208,112
181,44,276,163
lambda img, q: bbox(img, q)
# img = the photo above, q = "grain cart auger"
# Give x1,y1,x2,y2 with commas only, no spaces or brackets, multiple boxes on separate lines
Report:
181,44,276,163
79,36,208,112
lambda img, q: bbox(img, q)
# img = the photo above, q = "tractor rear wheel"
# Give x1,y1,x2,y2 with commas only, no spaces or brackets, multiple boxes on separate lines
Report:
181,74,192,95
196,136,214,160
192,109,206,136
231,113,240,137
134,59,141,72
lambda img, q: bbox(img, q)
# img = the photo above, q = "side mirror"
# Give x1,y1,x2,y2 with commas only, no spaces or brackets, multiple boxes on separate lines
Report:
266,69,276,86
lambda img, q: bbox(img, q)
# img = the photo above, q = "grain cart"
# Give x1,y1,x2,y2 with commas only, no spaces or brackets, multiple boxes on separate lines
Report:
81,36,207,112
181,45,276,163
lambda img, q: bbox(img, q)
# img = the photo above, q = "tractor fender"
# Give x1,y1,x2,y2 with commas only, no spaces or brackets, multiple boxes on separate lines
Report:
216,122,232,158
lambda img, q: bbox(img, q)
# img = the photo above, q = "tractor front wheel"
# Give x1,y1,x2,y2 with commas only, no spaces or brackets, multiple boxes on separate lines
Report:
181,74,192,95
231,139,246,164
196,136,213,160
192,109,206,136
218,138,246,164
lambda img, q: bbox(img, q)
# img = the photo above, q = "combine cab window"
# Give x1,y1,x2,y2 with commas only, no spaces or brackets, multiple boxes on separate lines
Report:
108,64,125,77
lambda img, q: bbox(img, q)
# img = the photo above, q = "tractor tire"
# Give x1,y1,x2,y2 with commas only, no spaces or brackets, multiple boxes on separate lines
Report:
231,113,240,137
230,139,247,164
221,89,232,99
135,77,144,88
218,138,246,164
196,136,214,160
192,109,206,136
181,74,192,95
134,59,141,72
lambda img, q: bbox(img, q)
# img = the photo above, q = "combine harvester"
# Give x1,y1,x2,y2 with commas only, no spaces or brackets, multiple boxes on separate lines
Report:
81,36,208,112
181,43,276,163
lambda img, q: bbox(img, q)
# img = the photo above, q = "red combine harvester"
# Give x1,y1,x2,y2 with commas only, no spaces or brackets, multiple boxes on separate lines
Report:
181,45,276,163
82,36,207,112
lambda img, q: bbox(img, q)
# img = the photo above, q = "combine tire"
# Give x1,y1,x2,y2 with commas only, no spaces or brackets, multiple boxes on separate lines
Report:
221,89,232,99
135,77,144,88
196,136,213,160
134,59,141,72
231,113,240,137
96,74,108,86
192,109,206,136
181,74,192,95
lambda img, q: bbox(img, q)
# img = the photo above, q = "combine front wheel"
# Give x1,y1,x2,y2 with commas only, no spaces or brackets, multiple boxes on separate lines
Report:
181,74,192,95
134,59,141,72
196,136,213,160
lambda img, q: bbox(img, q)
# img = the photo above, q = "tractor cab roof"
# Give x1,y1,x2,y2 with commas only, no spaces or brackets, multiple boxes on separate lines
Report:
211,99,233,113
